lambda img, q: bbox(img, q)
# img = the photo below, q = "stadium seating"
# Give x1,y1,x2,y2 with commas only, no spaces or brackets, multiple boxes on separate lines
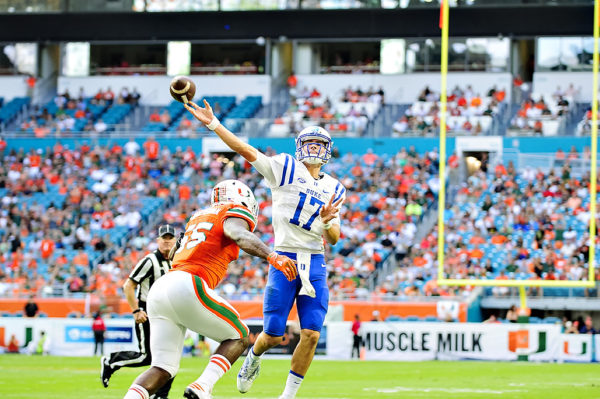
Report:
223,96,263,132
0,97,30,125
270,87,383,137
508,92,574,136
391,85,505,136
142,95,257,135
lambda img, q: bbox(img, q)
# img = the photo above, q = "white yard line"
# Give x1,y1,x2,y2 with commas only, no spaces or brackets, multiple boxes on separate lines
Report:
364,386,525,395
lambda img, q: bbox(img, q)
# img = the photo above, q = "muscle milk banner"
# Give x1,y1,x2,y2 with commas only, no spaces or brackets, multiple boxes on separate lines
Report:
327,322,562,362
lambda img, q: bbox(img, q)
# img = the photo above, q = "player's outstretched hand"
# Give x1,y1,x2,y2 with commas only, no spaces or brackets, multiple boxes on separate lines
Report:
184,99,214,126
320,195,344,224
268,252,298,281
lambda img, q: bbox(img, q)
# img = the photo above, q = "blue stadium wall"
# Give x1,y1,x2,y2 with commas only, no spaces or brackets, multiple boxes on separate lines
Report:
5,137,596,156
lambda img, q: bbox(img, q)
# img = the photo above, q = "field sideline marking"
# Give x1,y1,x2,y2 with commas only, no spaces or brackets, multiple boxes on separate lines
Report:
364,386,524,395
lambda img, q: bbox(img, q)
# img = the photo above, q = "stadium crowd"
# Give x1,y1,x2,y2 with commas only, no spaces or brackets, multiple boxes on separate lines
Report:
2,138,597,307
19,88,139,136
0,142,442,305
375,148,598,300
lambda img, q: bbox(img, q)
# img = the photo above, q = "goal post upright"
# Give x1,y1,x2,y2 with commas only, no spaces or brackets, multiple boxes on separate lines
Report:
588,0,599,282
436,0,450,282
436,1,597,292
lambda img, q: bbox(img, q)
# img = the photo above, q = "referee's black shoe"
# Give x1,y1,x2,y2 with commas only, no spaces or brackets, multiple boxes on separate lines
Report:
100,356,114,388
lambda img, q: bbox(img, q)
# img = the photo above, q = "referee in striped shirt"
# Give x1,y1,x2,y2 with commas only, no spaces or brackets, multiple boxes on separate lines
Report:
101,224,177,399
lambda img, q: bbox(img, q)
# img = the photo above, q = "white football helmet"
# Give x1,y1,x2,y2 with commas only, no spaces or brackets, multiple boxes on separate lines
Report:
295,126,333,165
211,179,258,218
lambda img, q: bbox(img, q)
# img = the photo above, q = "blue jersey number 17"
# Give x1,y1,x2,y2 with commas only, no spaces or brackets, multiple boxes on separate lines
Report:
289,192,324,231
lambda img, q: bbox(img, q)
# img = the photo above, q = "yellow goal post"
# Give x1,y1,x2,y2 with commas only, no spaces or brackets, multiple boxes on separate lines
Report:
435,0,597,290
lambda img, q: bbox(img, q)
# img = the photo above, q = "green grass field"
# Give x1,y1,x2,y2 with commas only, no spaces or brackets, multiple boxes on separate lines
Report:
0,356,599,398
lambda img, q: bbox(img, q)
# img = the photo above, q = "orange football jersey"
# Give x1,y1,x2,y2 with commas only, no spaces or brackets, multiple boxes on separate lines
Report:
172,203,257,289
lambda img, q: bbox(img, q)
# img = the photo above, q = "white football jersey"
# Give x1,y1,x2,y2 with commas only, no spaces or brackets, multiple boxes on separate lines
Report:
251,151,345,253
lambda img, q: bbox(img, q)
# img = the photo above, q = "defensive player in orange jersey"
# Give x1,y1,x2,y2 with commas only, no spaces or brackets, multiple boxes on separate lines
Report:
122,180,297,399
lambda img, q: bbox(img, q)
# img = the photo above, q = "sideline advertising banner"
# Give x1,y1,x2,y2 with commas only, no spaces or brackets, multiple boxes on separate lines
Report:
0,317,137,356
4,318,596,362
560,333,592,363
327,322,562,362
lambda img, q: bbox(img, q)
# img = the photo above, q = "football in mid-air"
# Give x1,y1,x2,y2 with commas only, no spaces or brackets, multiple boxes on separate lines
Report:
169,76,196,104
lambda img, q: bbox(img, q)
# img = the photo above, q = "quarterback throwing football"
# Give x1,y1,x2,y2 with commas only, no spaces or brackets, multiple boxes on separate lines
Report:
186,100,345,399
122,180,297,399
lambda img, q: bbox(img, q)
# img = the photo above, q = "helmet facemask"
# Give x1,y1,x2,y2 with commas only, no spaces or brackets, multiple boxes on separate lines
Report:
295,126,333,165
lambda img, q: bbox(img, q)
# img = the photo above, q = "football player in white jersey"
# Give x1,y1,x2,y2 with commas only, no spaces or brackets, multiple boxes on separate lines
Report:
185,100,345,399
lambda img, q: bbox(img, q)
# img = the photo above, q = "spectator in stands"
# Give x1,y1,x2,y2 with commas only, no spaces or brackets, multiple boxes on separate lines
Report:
94,119,108,133
283,71,297,99
506,305,518,323
25,75,36,97
104,87,115,105
392,116,408,135
119,87,130,104
40,237,55,260
371,310,382,322
159,110,171,125
124,137,141,156
564,320,579,334
483,314,500,323
94,89,104,103
149,109,161,122
77,86,86,101
405,200,423,219
579,316,597,334
24,295,39,317
143,136,160,161
130,87,141,105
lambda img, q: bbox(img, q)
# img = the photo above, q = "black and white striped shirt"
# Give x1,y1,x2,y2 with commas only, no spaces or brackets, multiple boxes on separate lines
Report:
128,250,171,302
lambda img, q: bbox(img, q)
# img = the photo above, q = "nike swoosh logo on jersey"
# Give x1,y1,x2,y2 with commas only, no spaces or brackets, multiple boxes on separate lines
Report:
322,264,327,268
323,190,330,193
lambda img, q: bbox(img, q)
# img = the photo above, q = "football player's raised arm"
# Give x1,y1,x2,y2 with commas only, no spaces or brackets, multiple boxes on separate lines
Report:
223,217,297,281
184,100,258,162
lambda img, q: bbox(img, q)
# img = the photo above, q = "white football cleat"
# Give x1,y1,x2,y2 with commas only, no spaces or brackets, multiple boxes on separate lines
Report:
184,382,212,399
237,353,261,393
